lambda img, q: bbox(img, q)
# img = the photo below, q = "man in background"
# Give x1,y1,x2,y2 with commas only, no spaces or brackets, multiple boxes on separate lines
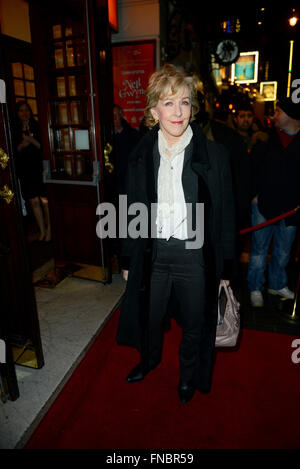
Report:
233,102,269,153
247,97,300,307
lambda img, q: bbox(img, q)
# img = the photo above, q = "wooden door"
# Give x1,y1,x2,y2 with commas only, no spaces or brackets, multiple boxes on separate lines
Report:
28,0,116,283
0,38,44,401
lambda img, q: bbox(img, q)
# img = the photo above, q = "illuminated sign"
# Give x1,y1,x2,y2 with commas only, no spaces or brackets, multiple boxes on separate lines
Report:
108,0,118,32
260,81,278,101
231,51,259,84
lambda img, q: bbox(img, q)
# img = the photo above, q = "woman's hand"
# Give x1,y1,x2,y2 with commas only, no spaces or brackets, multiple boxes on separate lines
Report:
17,137,31,151
122,270,129,281
24,134,41,149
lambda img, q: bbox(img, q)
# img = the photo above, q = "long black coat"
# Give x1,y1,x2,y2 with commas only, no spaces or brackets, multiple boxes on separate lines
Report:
116,122,236,385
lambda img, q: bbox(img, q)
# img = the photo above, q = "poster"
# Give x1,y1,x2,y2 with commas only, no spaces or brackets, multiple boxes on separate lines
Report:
112,41,156,129
232,51,259,84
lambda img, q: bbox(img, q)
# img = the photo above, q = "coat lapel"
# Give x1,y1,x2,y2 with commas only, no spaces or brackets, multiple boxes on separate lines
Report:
134,125,159,205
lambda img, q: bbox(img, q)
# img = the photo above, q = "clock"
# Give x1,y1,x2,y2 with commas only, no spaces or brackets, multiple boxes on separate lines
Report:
214,39,239,66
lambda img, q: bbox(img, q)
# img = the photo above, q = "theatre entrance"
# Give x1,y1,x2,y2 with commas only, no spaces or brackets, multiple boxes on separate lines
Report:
0,0,116,401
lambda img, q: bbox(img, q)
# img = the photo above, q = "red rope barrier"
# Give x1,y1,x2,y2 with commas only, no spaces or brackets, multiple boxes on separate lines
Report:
239,206,300,235
239,205,300,304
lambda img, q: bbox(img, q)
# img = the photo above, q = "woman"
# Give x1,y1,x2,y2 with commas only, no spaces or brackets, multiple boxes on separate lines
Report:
116,64,235,404
15,101,51,242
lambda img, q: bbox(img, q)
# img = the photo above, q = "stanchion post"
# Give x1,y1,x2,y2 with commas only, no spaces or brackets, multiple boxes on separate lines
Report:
281,265,300,324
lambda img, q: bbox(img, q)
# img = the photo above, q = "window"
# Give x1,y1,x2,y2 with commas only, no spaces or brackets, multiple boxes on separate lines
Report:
11,62,38,119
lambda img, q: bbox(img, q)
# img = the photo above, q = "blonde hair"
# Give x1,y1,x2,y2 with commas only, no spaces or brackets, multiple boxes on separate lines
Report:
144,63,199,129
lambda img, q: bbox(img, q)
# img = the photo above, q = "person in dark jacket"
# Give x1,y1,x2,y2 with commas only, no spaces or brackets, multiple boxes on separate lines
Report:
247,97,300,307
116,64,236,404
233,102,269,154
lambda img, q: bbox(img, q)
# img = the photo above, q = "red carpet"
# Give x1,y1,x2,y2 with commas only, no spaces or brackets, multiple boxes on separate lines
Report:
25,310,300,449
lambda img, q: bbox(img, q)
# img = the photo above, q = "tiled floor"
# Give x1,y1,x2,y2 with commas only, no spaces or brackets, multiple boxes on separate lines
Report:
0,272,126,449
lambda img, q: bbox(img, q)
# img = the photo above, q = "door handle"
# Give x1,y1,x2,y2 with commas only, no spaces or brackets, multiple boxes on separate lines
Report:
0,149,9,170
0,185,14,204
104,143,114,174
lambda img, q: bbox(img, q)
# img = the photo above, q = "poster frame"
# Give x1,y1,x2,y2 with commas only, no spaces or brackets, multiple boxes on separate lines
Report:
259,81,278,101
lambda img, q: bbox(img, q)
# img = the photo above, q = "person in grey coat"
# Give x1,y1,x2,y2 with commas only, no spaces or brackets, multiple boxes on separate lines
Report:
116,64,236,403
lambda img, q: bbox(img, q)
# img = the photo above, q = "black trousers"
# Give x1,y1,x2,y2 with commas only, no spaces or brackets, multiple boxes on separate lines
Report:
146,237,205,384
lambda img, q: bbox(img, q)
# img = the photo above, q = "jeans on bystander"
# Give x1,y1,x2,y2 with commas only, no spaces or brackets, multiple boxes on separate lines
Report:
247,203,297,292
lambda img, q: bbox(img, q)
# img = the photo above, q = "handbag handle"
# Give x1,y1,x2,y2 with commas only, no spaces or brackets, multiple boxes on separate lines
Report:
219,279,230,296
218,279,234,310
218,279,240,322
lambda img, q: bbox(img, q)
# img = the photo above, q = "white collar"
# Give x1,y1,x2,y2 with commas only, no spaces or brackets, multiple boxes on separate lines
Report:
158,125,193,160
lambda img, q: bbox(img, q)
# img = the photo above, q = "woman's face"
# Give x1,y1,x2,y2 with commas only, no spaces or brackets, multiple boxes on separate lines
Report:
18,104,31,122
150,86,191,146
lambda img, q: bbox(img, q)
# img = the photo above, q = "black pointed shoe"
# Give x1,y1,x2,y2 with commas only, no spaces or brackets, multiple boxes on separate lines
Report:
126,363,149,383
178,382,195,404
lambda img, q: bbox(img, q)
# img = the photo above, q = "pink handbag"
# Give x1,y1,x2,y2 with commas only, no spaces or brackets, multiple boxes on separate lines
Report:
215,280,240,347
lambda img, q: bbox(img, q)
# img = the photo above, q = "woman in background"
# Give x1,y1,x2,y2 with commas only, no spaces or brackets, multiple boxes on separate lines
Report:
15,101,51,242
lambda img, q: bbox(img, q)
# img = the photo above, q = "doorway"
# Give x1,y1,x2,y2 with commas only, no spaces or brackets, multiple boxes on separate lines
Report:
1,33,55,284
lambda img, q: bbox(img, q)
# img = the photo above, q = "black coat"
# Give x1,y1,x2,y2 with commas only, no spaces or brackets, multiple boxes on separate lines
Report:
116,122,236,354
